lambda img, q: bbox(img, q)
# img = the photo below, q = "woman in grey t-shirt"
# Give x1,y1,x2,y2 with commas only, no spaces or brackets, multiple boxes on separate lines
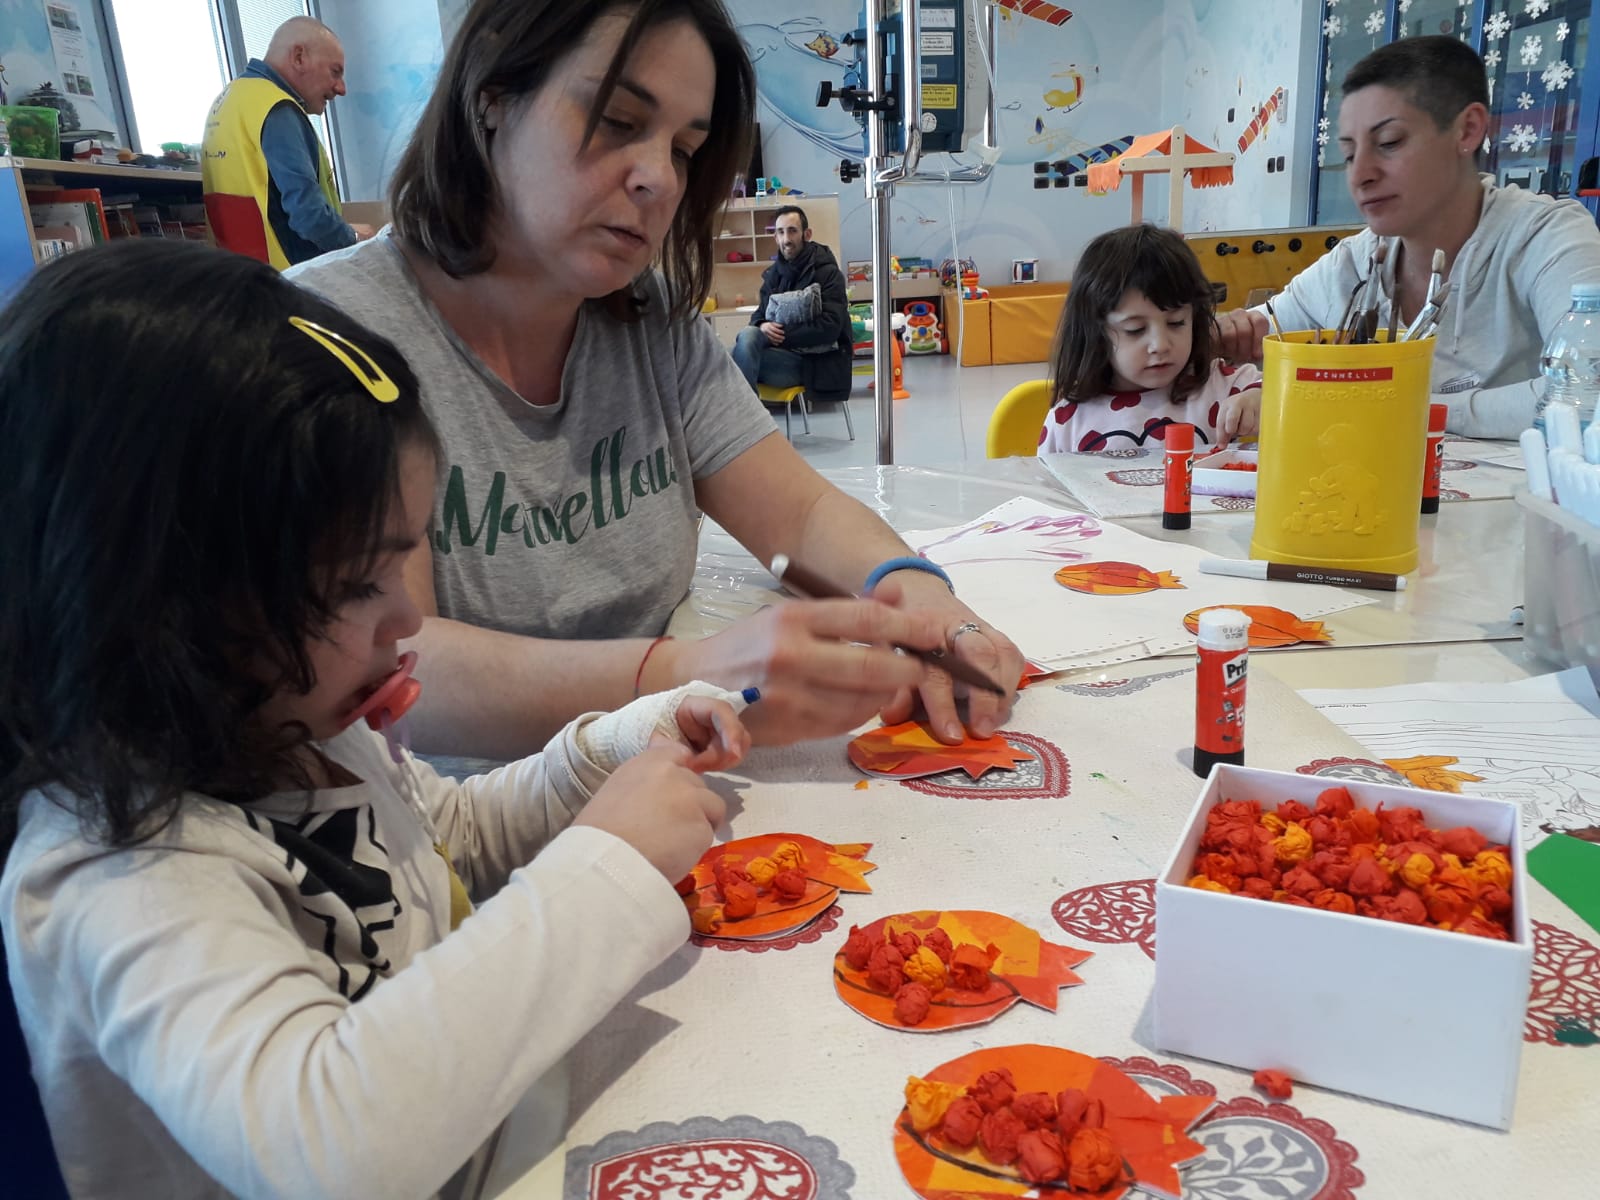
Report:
291,0,1022,761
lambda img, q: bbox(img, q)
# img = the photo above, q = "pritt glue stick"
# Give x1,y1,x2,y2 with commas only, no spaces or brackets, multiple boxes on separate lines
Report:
1421,402,1448,514
1163,422,1194,530
1193,608,1248,778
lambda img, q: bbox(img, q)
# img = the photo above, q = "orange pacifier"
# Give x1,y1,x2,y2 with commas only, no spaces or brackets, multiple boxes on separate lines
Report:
341,651,422,760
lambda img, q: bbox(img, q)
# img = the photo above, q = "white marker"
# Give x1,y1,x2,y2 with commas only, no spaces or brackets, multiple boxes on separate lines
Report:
1521,427,1554,500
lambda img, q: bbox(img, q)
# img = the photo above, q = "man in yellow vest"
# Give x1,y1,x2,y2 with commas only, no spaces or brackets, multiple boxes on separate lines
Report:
202,17,373,269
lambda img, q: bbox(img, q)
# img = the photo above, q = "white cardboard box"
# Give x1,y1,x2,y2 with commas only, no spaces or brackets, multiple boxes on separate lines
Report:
1152,764,1532,1129
1192,448,1258,497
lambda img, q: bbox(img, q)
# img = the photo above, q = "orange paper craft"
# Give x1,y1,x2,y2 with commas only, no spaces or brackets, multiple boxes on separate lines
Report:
848,721,1035,780
1054,561,1185,596
1182,604,1332,648
681,833,875,940
894,1045,1214,1200
835,910,1092,1032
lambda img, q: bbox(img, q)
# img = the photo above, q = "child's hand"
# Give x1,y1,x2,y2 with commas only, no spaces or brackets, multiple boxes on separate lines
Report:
1215,385,1262,443
674,696,751,772
574,740,726,881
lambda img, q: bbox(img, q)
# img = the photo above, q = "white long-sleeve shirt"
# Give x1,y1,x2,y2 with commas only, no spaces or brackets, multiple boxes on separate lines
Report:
2,712,688,1199
1260,175,1600,439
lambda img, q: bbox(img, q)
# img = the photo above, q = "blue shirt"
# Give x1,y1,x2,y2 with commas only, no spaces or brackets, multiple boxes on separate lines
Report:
245,59,355,263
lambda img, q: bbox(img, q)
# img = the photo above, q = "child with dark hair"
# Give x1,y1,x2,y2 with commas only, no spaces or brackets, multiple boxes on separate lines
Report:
1216,35,1600,439
0,240,747,1197
1040,224,1261,453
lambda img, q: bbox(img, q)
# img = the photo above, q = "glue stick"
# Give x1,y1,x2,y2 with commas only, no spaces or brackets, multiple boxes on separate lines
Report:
1421,403,1448,514
1193,608,1248,778
1163,422,1195,530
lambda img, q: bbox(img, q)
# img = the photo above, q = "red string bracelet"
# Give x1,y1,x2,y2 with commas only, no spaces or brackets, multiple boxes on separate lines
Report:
633,635,674,697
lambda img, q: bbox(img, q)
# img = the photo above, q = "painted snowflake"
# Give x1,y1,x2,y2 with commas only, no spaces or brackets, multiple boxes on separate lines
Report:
1558,20,1570,42
1517,90,1536,109
1543,58,1575,91
1318,116,1330,133
1505,123,1539,154
1484,11,1512,41
1485,48,1503,70
1399,0,1412,11
1324,15,1343,37
1327,0,1340,7
1525,0,1550,17
1318,131,1330,147
1364,11,1384,34
1521,35,1543,67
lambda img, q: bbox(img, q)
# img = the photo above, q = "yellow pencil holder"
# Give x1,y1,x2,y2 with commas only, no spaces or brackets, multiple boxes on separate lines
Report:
1250,332,1434,575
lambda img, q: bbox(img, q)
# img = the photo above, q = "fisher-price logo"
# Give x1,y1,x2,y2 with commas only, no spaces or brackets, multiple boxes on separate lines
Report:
1295,367,1394,383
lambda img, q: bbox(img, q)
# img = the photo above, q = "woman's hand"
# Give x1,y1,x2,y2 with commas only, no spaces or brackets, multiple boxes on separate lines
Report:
1213,308,1268,364
665,595,947,746
673,695,751,772
871,574,1024,743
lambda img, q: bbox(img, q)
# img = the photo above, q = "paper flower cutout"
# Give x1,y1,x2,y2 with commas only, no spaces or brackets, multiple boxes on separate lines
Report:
1181,604,1332,648
1484,11,1512,41
1520,35,1543,67
1543,58,1574,91
1054,561,1184,596
1364,11,1384,35
680,833,875,941
1504,122,1539,154
848,720,1036,780
835,911,1093,1032
894,1046,1214,1200
1517,90,1536,109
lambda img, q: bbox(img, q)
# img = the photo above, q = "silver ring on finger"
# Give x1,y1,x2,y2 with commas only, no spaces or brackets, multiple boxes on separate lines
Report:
948,621,983,651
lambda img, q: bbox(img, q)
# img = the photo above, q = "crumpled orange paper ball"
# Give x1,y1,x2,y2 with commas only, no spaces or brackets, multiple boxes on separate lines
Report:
1066,1127,1121,1191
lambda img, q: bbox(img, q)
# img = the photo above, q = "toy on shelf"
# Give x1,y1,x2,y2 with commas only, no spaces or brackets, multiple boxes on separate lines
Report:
960,270,987,302
939,257,977,289
901,299,945,355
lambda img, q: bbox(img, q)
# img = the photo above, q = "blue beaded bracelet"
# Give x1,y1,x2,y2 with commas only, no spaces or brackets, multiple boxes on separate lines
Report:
863,555,954,594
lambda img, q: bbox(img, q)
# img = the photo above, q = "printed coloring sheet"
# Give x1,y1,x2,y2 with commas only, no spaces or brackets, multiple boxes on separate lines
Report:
1302,667,1600,845
904,497,1374,669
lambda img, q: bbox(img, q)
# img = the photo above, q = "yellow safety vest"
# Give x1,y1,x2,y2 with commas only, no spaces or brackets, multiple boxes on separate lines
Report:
201,76,341,270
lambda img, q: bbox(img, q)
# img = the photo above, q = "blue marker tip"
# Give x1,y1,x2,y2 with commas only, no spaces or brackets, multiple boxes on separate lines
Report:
740,686,762,705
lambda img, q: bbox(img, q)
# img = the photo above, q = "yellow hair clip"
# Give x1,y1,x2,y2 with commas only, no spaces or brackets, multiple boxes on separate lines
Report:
288,316,400,403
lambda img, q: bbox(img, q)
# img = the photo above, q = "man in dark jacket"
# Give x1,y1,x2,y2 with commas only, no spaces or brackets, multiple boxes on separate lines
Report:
731,206,854,401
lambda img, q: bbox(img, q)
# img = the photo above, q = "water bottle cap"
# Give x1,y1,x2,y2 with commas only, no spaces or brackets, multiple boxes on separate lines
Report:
1572,282,1600,302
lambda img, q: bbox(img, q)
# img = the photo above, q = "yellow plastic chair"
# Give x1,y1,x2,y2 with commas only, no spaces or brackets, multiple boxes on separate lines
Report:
757,383,810,440
985,378,1054,458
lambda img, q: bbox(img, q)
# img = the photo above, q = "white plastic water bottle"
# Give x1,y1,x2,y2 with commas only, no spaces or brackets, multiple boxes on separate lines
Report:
1534,282,1600,440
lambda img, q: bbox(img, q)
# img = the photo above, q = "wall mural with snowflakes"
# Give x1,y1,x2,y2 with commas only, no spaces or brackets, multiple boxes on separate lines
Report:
1312,0,1599,224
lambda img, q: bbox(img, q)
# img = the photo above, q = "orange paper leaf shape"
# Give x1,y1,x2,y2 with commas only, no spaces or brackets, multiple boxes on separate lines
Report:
894,1045,1214,1200
1054,560,1185,596
848,721,1036,780
1183,604,1332,648
681,833,874,940
836,911,1093,1032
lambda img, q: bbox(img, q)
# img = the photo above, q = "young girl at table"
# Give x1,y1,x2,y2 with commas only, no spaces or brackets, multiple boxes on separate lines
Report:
0,241,749,1199
1039,224,1262,454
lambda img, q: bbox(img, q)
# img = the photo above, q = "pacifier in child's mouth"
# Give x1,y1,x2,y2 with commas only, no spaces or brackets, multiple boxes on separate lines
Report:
340,650,422,762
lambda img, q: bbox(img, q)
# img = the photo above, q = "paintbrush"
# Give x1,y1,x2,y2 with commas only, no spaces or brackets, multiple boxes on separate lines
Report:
1333,276,1367,344
1264,297,1285,341
1402,281,1453,341
1355,242,1388,344
1425,248,1446,308
768,553,1009,697
1384,242,1403,344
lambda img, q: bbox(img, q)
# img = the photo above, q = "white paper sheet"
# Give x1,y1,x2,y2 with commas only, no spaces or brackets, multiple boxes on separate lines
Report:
902,496,1374,667
1301,667,1600,844
1040,447,1525,519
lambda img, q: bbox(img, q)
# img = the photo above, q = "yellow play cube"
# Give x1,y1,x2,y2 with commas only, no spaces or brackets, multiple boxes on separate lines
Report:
1250,332,1434,575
